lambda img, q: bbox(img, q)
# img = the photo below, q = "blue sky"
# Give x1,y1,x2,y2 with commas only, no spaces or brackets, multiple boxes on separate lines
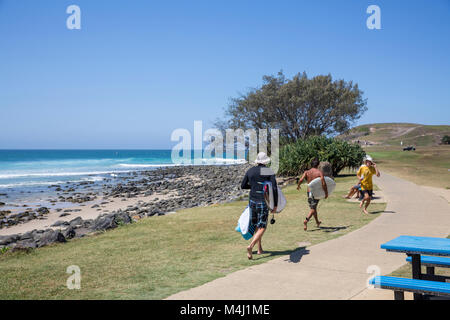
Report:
1,0,449,149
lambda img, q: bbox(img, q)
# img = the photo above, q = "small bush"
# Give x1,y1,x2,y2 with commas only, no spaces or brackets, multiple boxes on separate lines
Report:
357,126,370,134
441,135,450,145
0,246,10,255
279,136,365,176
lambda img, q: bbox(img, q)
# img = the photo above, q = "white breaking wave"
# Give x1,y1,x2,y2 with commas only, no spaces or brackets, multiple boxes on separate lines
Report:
0,170,132,180
0,158,247,185
197,158,247,165
118,158,247,168
118,163,180,168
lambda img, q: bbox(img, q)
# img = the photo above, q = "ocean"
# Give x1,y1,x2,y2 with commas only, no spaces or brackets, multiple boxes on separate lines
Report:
0,150,246,197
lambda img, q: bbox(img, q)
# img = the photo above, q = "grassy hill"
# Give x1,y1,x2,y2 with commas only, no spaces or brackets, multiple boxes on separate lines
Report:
340,123,450,147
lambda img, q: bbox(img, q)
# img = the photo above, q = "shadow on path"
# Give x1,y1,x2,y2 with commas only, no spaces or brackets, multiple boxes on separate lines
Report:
305,225,351,233
253,247,310,264
319,225,351,233
286,247,310,263
370,210,396,214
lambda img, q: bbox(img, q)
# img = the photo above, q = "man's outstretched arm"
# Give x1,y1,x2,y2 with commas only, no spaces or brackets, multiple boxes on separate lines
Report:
373,163,381,177
297,172,306,190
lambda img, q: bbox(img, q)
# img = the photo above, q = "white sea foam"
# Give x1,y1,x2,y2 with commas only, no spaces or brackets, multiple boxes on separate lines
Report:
0,170,131,179
197,158,247,165
0,158,247,187
117,158,247,168
118,163,180,168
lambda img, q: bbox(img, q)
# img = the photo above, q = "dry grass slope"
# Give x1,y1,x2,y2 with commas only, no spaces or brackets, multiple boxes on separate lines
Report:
340,123,450,147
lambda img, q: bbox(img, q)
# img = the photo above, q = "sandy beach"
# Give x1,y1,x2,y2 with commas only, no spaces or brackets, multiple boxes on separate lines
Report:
0,193,172,236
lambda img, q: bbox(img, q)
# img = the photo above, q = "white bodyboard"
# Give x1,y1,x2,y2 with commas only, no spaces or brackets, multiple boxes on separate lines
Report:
308,176,336,199
235,206,254,240
237,206,250,234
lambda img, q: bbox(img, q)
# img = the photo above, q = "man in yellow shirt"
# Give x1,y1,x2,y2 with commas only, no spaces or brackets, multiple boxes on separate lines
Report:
357,155,380,214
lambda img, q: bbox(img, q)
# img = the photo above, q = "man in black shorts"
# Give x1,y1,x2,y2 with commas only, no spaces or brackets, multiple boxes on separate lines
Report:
241,152,278,260
308,194,320,211
297,158,328,231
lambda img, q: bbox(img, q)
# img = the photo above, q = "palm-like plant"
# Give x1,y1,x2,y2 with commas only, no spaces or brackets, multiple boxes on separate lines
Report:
279,136,365,176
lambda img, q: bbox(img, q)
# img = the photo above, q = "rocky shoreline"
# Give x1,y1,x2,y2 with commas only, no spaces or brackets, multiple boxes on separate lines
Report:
0,164,254,252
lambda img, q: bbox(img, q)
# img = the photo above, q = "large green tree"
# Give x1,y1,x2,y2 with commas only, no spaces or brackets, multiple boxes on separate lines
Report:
217,71,367,143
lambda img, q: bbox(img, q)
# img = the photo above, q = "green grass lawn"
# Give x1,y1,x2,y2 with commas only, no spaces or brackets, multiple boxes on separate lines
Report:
0,175,385,300
366,146,450,189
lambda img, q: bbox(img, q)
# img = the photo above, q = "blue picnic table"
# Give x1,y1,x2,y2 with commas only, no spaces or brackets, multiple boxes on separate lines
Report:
381,235,450,256
380,235,450,300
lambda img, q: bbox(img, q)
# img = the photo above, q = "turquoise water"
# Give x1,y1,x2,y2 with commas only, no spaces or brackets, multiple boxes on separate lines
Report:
0,150,245,191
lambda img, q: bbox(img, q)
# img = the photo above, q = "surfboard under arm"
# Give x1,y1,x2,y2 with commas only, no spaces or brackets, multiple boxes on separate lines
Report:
307,176,336,199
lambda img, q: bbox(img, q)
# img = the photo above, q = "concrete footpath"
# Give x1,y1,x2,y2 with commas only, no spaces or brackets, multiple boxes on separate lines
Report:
167,173,450,300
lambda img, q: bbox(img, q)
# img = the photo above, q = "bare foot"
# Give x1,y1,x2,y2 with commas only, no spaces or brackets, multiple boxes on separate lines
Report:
316,221,322,228
343,195,350,199
363,208,369,214
247,247,253,260
359,201,364,208
257,250,265,255
303,220,308,231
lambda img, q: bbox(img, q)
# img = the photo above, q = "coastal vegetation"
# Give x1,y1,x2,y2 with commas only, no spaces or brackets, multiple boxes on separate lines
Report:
217,71,367,143
278,136,365,176
442,135,450,145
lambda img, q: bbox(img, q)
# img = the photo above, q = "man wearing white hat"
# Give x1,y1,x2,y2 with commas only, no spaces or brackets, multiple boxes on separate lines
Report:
241,152,278,260
357,155,381,214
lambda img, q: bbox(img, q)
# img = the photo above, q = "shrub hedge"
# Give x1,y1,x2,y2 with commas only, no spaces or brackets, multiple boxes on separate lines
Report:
278,136,365,176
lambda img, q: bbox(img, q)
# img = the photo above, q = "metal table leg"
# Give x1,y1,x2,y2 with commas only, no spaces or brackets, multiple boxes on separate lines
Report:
409,254,423,300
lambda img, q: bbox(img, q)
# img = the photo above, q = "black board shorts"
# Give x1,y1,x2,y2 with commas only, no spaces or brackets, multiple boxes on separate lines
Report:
250,200,269,229
307,191,320,210
361,189,373,198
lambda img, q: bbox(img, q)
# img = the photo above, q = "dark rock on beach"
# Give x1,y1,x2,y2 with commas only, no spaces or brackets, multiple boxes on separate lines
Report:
91,214,117,231
69,216,83,228
1,206,52,230
36,207,50,215
11,240,37,251
2,229,66,252
62,226,76,239
51,220,70,227
33,230,66,247
0,234,20,246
